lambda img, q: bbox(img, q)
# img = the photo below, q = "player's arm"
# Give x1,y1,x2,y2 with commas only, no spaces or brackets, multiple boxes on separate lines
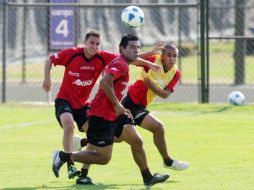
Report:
131,58,162,72
100,74,126,116
143,77,171,98
42,58,53,92
138,42,165,59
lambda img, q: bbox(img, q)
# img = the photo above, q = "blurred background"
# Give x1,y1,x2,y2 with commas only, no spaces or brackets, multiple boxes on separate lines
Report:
0,0,254,103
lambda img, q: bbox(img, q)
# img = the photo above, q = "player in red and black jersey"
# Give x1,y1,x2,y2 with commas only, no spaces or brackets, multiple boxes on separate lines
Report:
43,30,118,178
122,44,189,171
52,34,169,188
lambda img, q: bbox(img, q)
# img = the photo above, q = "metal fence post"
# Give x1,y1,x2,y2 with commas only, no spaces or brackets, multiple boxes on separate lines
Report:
199,0,209,103
2,0,7,103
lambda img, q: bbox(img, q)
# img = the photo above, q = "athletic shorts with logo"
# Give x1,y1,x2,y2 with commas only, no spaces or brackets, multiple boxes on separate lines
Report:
87,114,135,147
55,98,89,132
121,94,150,126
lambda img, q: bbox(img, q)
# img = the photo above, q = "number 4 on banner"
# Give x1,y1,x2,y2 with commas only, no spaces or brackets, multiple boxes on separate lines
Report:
55,19,69,37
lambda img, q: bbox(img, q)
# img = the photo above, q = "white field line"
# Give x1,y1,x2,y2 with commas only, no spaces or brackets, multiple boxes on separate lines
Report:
0,119,55,129
151,111,201,116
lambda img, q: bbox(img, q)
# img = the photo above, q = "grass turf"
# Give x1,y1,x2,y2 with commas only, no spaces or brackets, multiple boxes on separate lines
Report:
0,102,254,190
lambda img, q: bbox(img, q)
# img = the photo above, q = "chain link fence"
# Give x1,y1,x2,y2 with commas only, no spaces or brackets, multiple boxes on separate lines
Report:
1,0,254,103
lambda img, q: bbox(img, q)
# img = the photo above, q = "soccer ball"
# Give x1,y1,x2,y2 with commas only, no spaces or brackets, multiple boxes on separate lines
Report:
228,91,245,105
121,6,144,28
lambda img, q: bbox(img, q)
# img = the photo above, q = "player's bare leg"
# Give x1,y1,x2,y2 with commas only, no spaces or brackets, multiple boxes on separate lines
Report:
60,112,75,152
76,145,96,185
141,113,188,171
58,112,80,178
120,124,169,187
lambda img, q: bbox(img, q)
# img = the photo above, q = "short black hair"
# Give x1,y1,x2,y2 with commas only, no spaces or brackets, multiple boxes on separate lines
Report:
119,33,139,49
162,44,178,55
84,30,100,41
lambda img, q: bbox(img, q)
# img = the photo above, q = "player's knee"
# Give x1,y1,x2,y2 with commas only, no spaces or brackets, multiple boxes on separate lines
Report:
132,136,144,148
63,122,74,133
154,122,165,135
99,154,112,165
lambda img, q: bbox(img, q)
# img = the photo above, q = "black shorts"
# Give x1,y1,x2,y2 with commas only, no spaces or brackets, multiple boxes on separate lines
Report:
55,98,89,132
121,94,149,126
87,114,135,147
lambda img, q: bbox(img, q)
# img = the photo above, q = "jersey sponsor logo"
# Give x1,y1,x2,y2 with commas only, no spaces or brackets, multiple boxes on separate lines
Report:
68,71,80,77
80,66,95,70
110,67,119,72
53,53,59,59
73,79,93,86
97,141,105,145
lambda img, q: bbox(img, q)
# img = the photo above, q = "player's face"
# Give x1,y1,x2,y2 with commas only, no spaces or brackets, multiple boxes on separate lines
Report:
121,41,140,62
161,48,178,71
84,36,101,57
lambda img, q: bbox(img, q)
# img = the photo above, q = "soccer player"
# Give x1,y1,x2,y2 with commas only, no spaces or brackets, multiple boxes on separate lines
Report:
42,30,162,180
121,44,189,171
52,34,169,188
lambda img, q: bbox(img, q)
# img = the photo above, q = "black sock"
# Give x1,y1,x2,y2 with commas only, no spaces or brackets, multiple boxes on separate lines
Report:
81,168,88,177
59,151,74,167
141,168,153,183
163,157,173,166
80,138,87,147
59,151,68,162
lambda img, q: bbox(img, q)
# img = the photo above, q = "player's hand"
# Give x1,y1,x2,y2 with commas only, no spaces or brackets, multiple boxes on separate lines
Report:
151,42,165,54
125,109,133,119
148,63,162,72
42,78,51,92
114,102,126,116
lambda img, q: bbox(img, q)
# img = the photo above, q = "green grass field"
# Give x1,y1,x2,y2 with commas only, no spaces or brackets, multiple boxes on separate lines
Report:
1,103,254,190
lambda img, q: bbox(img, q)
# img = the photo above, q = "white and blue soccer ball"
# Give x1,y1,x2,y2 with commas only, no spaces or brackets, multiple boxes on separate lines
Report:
228,91,245,105
121,6,144,28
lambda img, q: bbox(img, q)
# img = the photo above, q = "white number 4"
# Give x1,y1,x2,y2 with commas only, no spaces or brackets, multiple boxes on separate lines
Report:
55,19,69,37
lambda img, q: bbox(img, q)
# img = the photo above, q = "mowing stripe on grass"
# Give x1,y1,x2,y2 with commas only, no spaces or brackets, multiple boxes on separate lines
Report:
0,119,55,129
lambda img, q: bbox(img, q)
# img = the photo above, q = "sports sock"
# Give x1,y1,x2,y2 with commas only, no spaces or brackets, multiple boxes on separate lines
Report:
81,168,88,177
141,168,153,183
59,151,74,167
80,138,87,147
163,157,173,166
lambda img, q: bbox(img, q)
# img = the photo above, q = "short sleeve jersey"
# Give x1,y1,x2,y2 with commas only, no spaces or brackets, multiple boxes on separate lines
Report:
50,47,118,109
88,55,129,121
128,54,181,107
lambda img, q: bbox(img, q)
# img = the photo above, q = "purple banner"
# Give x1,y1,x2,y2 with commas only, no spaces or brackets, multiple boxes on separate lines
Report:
50,0,75,50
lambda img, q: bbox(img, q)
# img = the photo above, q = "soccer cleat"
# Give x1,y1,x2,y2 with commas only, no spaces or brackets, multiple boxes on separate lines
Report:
68,165,81,179
144,173,169,188
163,159,189,171
72,134,82,151
52,150,65,178
76,176,96,185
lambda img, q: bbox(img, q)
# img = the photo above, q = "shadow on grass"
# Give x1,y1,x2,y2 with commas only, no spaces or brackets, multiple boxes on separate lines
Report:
2,180,176,190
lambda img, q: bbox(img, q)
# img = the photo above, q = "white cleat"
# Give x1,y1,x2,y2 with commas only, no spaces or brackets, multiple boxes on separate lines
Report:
72,134,82,151
163,159,189,171
52,150,64,177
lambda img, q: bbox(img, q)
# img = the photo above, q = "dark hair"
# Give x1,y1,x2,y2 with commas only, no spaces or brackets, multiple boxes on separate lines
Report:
119,33,139,49
162,44,179,54
84,30,100,41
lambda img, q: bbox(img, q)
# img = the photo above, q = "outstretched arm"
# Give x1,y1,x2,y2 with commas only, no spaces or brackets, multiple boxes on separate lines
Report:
131,58,162,72
138,42,165,59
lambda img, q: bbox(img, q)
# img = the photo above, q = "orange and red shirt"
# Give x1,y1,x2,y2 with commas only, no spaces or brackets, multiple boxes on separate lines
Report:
128,54,181,107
